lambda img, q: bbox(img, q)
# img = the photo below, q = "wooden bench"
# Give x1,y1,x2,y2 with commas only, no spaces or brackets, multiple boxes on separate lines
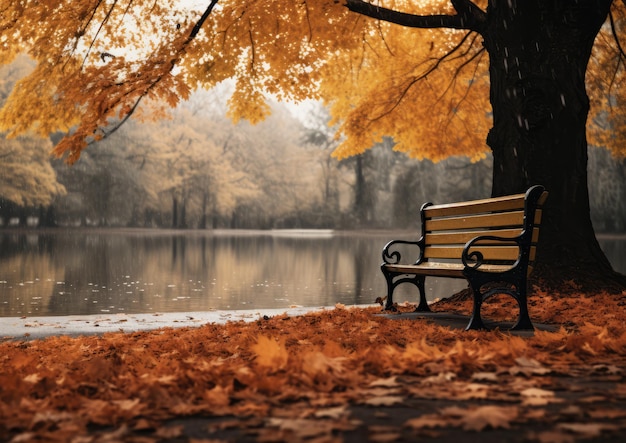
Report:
381,185,548,330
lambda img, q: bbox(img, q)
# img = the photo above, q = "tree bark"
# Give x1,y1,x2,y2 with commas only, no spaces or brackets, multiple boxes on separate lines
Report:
482,0,625,288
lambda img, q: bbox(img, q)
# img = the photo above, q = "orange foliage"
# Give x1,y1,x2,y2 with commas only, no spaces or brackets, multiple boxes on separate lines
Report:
0,1,492,163
2,0,626,164
1,290,626,440
587,1,626,159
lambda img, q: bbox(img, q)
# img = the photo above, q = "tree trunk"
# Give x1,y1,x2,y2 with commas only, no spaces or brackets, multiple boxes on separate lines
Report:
354,155,367,223
172,196,178,229
482,0,625,289
180,197,187,229
199,193,207,229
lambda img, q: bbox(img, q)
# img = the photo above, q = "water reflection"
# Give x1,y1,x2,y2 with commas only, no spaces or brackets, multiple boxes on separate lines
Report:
0,230,624,317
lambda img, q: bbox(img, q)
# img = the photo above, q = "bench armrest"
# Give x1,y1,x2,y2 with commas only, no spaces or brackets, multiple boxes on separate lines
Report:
382,239,425,265
461,234,524,270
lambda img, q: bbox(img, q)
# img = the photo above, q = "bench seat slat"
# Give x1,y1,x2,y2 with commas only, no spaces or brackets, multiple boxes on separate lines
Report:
383,261,515,278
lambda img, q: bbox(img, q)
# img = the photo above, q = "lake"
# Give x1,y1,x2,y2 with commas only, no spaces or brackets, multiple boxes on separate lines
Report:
0,229,624,317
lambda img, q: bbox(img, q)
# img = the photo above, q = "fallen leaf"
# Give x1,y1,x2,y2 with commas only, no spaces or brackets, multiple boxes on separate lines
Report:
405,414,452,429
363,396,405,407
23,373,41,384
369,376,400,388
368,431,403,442
302,351,345,377
510,357,551,376
471,372,498,382
529,430,575,443
423,372,456,384
155,425,184,438
591,364,622,375
587,408,626,419
267,418,335,439
521,387,555,398
557,422,619,438
314,405,349,419
251,335,289,370
443,405,519,431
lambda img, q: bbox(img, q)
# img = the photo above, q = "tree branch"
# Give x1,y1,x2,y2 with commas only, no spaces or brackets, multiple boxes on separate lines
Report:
84,0,220,150
609,9,626,60
188,0,218,41
450,0,487,27
370,31,481,122
344,0,486,33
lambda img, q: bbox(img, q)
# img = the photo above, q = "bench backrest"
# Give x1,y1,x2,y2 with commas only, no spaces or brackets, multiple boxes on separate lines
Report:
420,185,549,270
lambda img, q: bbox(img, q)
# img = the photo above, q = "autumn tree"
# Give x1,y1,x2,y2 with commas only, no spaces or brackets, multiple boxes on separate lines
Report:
1,1,625,288
0,56,65,223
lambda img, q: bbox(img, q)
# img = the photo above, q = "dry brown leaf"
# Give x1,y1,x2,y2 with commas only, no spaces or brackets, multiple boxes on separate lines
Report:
302,351,346,377
368,431,403,442
9,433,38,443
251,335,289,370
587,408,626,419
423,372,456,384
404,414,453,430
22,373,41,384
112,398,142,412
442,405,519,431
520,387,562,406
314,405,349,419
267,418,340,439
510,356,551,376
369,376,400,388
591,364,622,375
203,385,231,408
471,372,498,382
529,430,576,443
363,395,405,407
557,422,620,438
578,395,610,403
520,387,555,398
358,387,401,398
155,425,184,438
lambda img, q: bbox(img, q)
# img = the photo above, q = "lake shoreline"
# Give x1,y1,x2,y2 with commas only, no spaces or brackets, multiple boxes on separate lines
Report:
0,305,357,341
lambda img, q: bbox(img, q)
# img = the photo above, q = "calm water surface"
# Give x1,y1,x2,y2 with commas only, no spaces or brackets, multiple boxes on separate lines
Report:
0,229,624,317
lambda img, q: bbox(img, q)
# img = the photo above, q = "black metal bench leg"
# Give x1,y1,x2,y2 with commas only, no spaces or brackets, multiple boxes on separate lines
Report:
466,284,486,330
381,267,397,311
511,291,534,331
414,275,430,312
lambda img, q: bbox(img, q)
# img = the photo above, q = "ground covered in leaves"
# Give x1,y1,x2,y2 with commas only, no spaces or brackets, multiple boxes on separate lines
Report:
2,288,626,442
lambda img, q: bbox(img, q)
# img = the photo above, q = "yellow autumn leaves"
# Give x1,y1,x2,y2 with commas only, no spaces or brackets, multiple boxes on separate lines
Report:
1,0,626,163
0,0,493,163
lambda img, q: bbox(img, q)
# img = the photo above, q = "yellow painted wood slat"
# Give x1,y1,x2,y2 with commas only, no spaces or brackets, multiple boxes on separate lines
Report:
425,211,525,231
383,261,516,277
424,193,527,217
423,245,537,261
424,227,541,246
423,190,548,218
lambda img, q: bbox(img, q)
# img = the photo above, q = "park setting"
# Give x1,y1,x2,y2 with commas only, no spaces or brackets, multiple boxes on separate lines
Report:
1,0,626,441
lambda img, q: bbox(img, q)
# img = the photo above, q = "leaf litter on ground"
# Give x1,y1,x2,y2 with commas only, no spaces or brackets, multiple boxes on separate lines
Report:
1,289,626,441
